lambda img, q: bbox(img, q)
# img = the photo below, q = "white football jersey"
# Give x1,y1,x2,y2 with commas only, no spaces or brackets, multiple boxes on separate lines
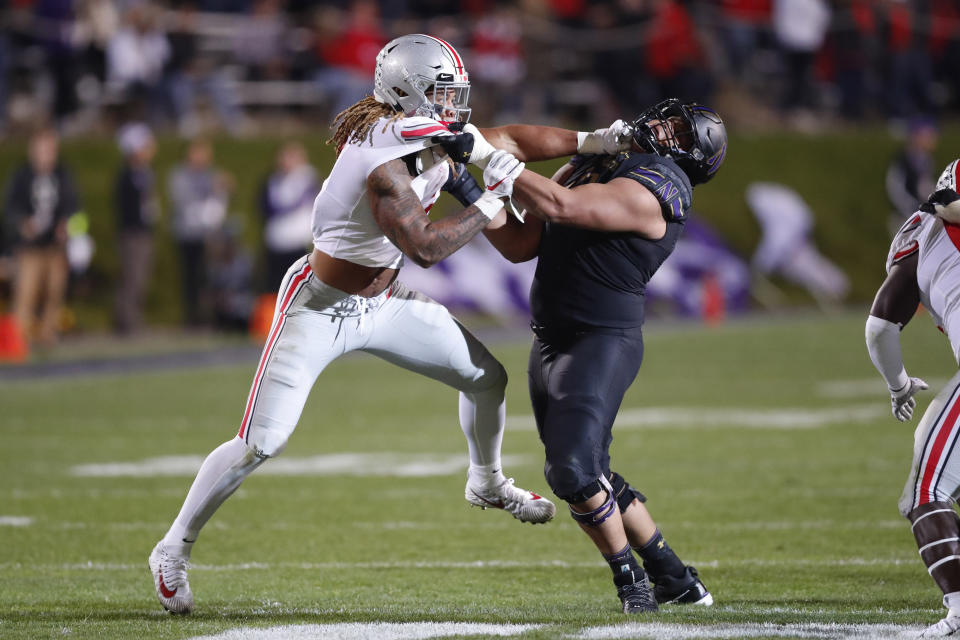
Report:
312,116,454,268
887,212,960,363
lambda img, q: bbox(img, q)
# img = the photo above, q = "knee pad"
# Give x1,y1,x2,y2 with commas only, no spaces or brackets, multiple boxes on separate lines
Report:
609,471,647,513
476,358,507,394
244,417,291,458
568,475,617,527
545,456,601,503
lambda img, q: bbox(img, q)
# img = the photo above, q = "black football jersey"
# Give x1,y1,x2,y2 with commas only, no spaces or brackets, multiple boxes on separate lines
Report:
530,152,685,330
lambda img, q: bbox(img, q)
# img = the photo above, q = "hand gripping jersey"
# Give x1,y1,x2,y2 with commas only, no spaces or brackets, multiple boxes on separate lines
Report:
531,151,686,330
887,212,960,363
311,116,453,268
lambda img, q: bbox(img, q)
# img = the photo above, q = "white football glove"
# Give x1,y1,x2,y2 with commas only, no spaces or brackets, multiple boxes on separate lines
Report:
483,150,525,199
577,119,634,155
461,123,498,169
890,377,929,422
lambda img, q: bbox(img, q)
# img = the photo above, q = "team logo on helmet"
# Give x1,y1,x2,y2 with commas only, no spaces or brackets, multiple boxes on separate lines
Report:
631,99,727,185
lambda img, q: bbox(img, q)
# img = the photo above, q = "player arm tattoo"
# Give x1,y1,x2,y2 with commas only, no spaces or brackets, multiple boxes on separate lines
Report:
870,252,921,327
367,158,493,268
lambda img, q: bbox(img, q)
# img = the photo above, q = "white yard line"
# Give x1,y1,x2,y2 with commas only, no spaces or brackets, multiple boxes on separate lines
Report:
818,378,948,399
69,454,528,478
185,623,542,640
171,621,932,640
0,516,33,526
0,556,921,572
506,405,888,431
573,622,923,640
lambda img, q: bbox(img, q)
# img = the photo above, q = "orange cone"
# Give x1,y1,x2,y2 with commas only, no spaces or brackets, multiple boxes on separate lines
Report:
249,293,277,343
0,314,29,362
702,274,726,326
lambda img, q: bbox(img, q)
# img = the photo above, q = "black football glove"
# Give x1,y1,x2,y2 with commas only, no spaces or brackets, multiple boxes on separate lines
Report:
920,188,960,215
430,132,475,164
441,162,484,207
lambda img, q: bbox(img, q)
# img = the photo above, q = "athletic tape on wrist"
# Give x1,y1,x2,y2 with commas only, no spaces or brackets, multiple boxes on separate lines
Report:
576,131,589,152
474,191,504,220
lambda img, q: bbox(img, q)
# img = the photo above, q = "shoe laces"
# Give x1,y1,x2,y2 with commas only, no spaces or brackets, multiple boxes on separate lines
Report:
618,580,657,608
159,552,190,589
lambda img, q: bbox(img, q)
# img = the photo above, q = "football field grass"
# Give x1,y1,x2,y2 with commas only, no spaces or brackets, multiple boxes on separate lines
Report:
2,310,957,639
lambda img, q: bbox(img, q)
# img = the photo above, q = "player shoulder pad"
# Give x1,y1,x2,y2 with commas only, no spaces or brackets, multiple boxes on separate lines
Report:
355,116,447,178
885,212,925,272
617,152,693,221
393,116,451,143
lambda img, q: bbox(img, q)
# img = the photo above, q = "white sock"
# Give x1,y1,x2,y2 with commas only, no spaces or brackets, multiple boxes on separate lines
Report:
161,437,265,556
944,591,960,616
459,385,505,474
468,462,507,487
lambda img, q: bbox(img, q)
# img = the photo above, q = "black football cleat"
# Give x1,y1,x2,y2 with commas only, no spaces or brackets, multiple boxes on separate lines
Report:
652,565,713,606
617,577,659,613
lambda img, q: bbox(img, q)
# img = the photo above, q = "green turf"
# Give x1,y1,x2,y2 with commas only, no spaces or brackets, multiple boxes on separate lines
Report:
0,310,957,639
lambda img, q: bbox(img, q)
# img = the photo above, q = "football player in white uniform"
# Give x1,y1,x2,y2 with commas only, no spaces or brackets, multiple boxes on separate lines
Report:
867,159,960,637
148,33,635,615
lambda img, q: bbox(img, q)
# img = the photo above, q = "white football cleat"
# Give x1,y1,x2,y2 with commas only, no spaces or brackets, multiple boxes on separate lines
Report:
465,476,556,524
920,614,960,637
149,541,194,614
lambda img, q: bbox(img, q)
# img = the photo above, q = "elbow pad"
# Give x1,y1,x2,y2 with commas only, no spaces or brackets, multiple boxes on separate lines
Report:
623,154,693,221
865,315,909,391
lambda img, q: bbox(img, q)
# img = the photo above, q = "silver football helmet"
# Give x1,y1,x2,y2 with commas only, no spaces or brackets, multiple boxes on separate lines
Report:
373,34,471,123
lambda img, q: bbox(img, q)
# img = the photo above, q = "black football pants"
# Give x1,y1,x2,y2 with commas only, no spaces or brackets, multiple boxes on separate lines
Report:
528,325,644,504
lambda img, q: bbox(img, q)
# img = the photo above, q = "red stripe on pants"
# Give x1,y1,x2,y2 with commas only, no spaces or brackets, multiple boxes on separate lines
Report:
918,393,960,505
237,263,312,439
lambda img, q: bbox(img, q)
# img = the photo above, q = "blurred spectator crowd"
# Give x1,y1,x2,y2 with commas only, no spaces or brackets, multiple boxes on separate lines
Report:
1,0,959,137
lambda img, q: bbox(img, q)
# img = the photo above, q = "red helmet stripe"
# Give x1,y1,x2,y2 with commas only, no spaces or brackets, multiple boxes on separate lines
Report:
425,35,463,71
954,160,960,190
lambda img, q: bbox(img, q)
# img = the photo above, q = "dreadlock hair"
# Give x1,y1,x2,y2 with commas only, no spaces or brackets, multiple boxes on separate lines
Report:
327,95,405,153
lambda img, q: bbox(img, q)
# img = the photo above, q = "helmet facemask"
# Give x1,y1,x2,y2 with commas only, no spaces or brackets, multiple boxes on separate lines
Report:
417,79,471,124
631,98,727,185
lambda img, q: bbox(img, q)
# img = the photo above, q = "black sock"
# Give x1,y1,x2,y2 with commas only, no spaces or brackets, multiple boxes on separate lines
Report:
634,529,686,580
602,544,644,587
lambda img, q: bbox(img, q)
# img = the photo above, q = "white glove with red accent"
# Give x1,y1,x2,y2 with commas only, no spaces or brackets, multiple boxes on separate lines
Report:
577,119,634,155
890,377,929,422
483,150,525,199
462,123,498,169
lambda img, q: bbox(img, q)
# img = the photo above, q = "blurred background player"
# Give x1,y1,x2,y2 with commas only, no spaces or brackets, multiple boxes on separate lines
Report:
434,99,723,613
2,126,78,347
885,115,939,234
148,34,555,615
866,160,960,638
113,122,159,335
167,137,231,327
747,181,850,309
258,141,318,293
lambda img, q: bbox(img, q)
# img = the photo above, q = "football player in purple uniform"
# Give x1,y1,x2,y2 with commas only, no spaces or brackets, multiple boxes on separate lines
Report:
433,100,726,613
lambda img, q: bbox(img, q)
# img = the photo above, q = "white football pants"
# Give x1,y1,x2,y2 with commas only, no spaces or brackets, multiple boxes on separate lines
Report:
900,368,960,515
162,255,507,547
